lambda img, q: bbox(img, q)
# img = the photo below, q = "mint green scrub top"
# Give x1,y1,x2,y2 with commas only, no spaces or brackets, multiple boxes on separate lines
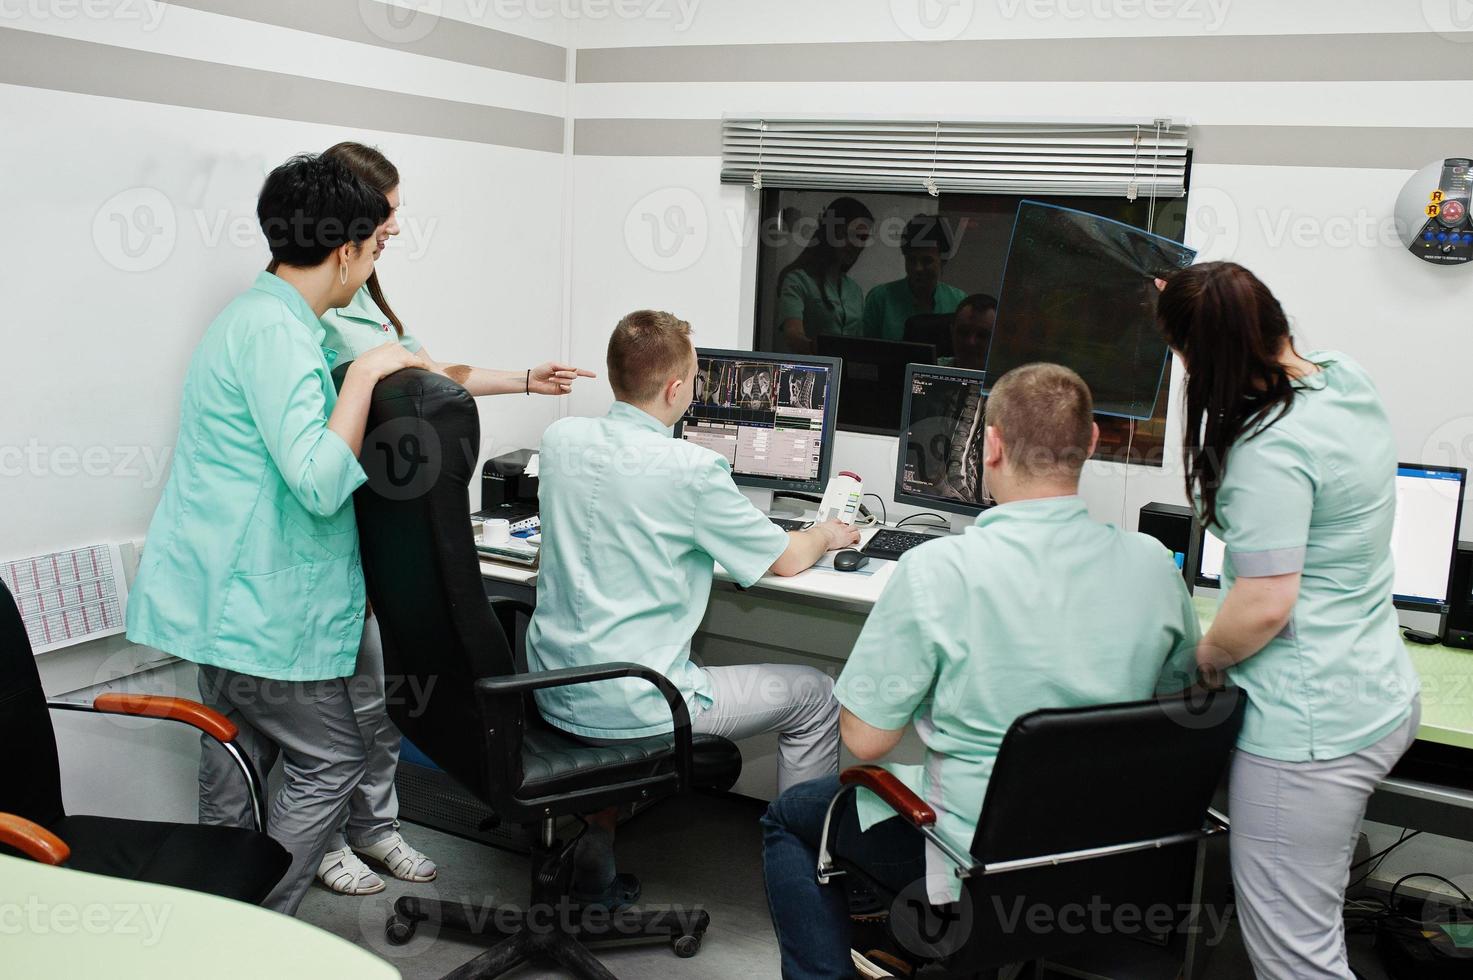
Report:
778,269,865,342
319,284,421,360
861,278,967,341
1206,351,1420,763
834,497,1201,902
526,402,790,739
126,272,368,681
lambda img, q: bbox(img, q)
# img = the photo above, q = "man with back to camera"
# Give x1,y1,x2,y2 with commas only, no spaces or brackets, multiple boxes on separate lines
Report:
759,363,1204,979
526,309,861,905
861,213,968,342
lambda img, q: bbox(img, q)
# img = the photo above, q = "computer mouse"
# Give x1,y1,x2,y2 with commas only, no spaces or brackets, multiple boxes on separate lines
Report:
833,549,869,572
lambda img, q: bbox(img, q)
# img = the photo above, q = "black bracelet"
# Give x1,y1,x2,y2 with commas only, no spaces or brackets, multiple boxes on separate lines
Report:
525,368,531,395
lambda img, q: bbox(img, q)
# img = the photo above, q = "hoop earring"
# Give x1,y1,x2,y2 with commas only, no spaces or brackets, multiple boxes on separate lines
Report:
340,263,348,286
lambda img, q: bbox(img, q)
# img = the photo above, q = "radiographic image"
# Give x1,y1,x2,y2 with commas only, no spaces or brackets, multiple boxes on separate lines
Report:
777,367,826,412
737,366,776,409
904,377,986,506
695,358,783,411
987,202,1196,419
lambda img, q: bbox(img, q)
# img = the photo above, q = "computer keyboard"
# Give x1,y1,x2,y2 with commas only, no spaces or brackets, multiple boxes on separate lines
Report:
769,517,809,532
863,528,945,561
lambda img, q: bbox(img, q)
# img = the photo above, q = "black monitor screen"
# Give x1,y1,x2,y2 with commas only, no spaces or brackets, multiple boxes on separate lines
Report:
678,348,839,493
986,201,1196,419
895,364,989,517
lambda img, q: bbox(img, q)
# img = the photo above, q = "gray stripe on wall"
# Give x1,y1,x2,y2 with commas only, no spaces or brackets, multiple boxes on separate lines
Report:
167,0,567,82
574,118,719,156
577,32,1473,84
0,27,564,153
573,118,1473,170
1194,126,1473,171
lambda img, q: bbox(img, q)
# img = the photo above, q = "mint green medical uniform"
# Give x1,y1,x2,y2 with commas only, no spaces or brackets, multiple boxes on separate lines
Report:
861,279,967,341
834,496,1200,902
319,284,422,360
526,402,790,740
126,272,367,681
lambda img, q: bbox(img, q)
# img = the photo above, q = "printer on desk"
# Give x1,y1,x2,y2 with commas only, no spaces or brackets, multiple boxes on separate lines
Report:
477,449,539,523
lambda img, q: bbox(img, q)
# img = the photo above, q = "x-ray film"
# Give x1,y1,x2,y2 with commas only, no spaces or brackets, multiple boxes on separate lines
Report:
986,202,1196,419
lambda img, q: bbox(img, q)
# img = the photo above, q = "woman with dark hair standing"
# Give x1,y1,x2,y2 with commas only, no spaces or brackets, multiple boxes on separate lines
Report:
1159,262,1420,979
775,197,874,353
127,154,423,915
309,142,595,897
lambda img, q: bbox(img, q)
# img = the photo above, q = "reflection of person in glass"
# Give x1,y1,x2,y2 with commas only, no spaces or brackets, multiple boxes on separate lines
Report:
862,214,967,341
938,293,997,372
776,198,874,353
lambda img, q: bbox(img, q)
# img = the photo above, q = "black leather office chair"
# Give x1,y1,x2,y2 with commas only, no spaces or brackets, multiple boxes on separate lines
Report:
343,366,742,980
818,690,1245,979
903,312,956,358
0,579,288,903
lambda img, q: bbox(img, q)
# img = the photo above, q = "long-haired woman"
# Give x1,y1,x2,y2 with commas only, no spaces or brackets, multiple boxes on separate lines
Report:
1159,261,1420,979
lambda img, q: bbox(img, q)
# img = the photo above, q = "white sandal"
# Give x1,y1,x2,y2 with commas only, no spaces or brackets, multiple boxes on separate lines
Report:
353,831,437,883
316,846,386,895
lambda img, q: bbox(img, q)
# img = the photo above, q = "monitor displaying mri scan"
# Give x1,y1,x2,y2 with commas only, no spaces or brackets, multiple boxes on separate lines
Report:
677,348,841,494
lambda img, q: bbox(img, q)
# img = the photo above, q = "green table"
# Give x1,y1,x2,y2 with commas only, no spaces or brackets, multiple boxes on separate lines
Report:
0,855,399,979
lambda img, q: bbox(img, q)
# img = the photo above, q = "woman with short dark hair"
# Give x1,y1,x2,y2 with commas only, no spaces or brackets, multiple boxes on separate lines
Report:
126,153,424,915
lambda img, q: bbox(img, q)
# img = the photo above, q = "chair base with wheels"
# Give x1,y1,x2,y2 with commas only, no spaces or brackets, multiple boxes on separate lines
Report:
385,816,708,979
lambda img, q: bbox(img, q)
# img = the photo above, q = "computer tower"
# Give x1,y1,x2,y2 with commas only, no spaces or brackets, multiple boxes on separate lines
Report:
1138,502,1200,593
1441,541,1473,649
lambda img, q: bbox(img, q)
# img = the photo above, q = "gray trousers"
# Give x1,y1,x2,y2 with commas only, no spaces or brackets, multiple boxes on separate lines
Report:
327,615,402,852
578,663,840,796
196,665,367,915
692,664,840,795
1229,699,1421,980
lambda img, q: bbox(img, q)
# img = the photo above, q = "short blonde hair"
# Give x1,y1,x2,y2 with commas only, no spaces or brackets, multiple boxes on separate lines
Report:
606,310,694,403
984,363,1095,480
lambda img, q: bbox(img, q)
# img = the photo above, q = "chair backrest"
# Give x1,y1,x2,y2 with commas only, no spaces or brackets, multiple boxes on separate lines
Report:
903,313,955,358
0,580,66,828
921,690,1245,970
341,366,524,806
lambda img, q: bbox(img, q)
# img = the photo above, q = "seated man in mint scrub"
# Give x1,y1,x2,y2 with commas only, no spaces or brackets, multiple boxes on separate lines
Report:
760,363,1203,979
527,310,860,905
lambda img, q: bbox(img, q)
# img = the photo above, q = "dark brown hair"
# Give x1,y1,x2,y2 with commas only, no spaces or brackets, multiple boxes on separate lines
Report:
322,142,404,337
984,363,1095,480
1157,261,1297,527
607,310,694,403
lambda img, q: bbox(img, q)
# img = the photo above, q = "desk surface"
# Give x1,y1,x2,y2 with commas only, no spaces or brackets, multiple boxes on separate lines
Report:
0,855,400,979
479,528,1473,752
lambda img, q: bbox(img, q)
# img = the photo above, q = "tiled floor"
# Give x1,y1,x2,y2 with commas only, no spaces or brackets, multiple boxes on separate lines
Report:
297,792,1395,980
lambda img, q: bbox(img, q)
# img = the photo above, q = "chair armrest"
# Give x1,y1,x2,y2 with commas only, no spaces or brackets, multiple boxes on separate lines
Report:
92,693,238,742
840,765,936,828
476,662,693,789
0,812,70,866
47,695,266,833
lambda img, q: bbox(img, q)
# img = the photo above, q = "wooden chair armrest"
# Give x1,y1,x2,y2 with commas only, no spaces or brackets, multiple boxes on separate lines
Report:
0,812,70,865
92,693,238,743
840,765,936,827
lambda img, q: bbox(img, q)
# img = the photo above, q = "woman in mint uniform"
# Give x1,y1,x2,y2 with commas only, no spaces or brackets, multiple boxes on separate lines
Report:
775,197,873,353
308,142,595,896
126,154,422,915
1160,262,1421,980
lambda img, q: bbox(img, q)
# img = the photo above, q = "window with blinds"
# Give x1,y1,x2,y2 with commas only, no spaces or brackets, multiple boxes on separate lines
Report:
721,118,1190,199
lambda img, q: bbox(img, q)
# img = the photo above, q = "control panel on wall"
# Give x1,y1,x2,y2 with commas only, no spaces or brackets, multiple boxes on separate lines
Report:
1398,158,1473,266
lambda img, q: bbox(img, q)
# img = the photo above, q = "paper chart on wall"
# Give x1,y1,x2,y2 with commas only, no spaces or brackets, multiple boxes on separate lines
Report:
0,544,129,655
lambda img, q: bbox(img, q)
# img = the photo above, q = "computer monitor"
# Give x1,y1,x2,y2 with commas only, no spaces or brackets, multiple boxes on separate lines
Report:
893,363,990,518
816,336,937,435
1195,463,1467,610
676,347,840,495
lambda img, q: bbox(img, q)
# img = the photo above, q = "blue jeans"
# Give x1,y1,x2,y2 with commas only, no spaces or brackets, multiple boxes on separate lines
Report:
761,775,927,980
